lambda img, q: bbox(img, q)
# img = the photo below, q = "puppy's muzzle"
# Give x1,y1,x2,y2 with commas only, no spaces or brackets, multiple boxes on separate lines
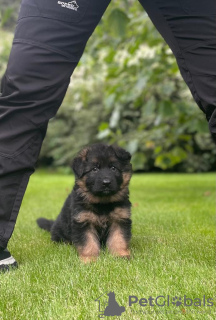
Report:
102,178,111,187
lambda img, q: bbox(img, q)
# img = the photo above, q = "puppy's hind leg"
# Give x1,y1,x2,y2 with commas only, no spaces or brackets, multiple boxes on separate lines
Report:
50,219,71,243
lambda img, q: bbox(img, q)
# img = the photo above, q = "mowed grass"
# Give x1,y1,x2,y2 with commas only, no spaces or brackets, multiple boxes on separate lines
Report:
0,172,215,320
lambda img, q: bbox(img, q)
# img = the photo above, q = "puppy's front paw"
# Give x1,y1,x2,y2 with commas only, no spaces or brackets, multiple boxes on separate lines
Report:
114,249,131,260
106,225,131,260
80,255,98,263
77,230,100,263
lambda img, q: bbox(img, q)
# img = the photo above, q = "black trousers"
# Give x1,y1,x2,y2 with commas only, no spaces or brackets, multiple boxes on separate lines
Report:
0,0,216,249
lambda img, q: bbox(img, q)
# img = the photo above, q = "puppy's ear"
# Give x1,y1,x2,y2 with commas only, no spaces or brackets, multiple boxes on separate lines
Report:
72,157,85,178
112,145,131,162
71,147,89,178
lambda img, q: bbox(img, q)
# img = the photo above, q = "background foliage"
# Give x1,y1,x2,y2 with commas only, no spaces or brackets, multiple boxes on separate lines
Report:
1,0,215,172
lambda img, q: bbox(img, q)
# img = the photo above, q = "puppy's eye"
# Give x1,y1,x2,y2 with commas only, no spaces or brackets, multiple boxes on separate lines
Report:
111,166,116,171
92,167,99,172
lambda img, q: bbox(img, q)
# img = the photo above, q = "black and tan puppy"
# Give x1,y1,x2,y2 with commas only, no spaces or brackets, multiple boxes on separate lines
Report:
37,143,132,263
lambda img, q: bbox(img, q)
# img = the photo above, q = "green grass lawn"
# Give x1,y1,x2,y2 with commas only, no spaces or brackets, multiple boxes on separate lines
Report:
0,171,215,320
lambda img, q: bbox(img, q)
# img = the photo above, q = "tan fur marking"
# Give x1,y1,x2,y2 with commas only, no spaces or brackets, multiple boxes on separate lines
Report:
120,172,132,189
110,207,131,221
75,207,130,227
79,147,90,161
76,186,130,204
109,157,117,162
76,176,88,191
75,211,109,228
76,186,111,204
91,157,99,164
106,223,130,258
77,230,100,263
75,211,97,224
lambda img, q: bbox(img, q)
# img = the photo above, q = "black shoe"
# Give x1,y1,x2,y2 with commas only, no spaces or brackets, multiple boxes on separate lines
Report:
0,248,18,273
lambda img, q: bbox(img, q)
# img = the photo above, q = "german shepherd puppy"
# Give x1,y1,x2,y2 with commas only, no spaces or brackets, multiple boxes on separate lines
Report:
37,143,132,263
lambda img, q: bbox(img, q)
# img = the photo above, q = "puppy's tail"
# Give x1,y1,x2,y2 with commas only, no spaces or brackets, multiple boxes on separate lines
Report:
37,218,54,232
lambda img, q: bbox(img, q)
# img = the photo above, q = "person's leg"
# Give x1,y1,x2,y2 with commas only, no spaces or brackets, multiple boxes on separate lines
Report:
138,0,216,143
0,0,111,252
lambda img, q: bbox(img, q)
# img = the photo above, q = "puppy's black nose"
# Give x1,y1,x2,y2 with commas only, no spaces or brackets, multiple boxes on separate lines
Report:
103,178,111,186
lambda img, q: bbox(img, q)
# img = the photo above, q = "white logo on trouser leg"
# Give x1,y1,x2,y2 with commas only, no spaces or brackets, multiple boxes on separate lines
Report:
57,1,79,11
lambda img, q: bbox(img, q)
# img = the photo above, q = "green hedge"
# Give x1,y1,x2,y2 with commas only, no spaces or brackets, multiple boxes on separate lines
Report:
1,0,216,172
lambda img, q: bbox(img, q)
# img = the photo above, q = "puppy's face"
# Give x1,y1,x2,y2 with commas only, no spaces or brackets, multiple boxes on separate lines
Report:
72,144,132,202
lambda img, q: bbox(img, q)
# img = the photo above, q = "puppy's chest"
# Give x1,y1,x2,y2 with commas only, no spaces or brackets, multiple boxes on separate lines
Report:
74,206,130,229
